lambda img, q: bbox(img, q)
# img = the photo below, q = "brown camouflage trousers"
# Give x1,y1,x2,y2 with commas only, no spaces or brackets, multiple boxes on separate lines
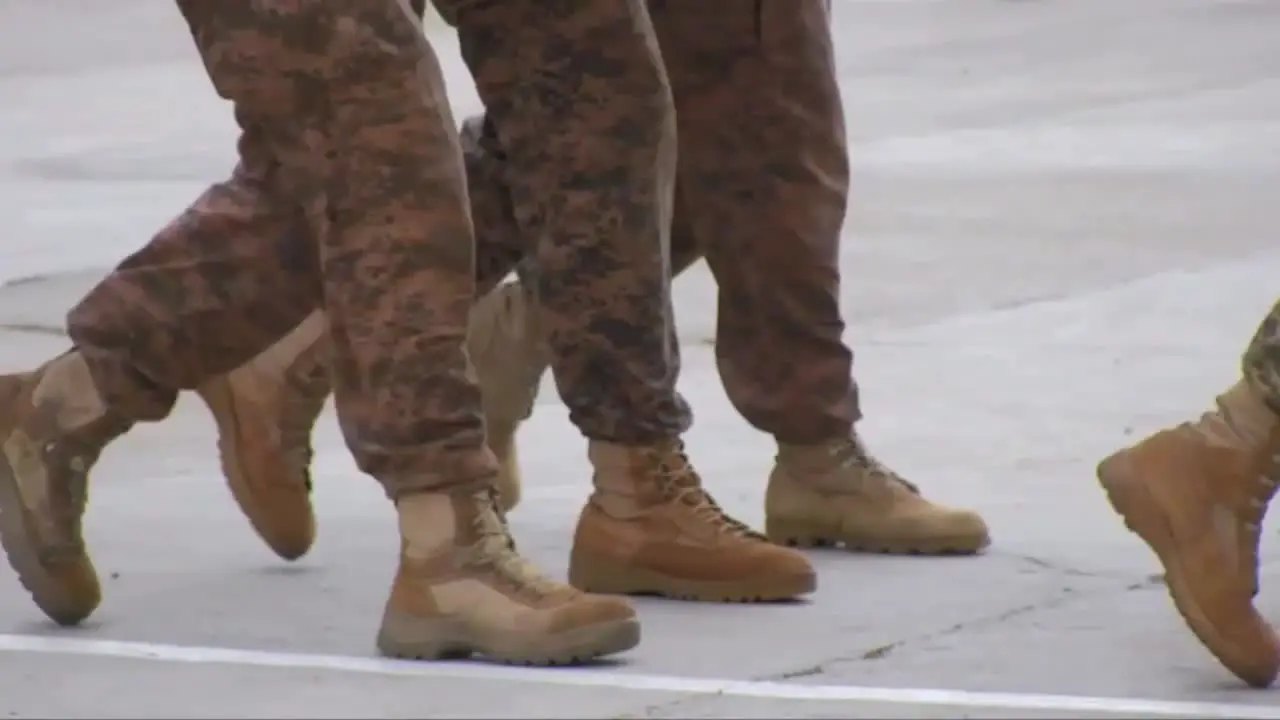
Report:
65,0,686,497
466,0,856,443
436,0,690,443
1243,298,1280,413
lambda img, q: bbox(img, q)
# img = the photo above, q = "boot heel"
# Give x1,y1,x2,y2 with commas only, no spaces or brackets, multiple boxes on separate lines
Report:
567,548,646,594
376,610,472,660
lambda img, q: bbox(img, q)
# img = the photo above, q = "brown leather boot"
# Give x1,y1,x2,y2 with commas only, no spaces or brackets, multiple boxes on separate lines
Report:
0,351,130,626
197,312,328,561
568,440,816,602
468,281,550,513
209,282,547,557
379,489,639,665
766,436,989,555
1097,381,1280,688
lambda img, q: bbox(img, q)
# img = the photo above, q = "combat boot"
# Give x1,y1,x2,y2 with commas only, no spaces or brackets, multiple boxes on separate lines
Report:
0,351,130,626
467,281,550,513
1097,380,1280,688
568,440,816,602
197,312,328,561
378,489,639,665
765,435,990,555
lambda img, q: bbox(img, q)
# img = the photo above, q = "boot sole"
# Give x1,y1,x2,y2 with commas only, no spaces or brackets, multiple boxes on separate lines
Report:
569,550,816,602
376,612,640,666
766,519,988,556
0,416,100,626
1097,452,1279,688
198,378,316,562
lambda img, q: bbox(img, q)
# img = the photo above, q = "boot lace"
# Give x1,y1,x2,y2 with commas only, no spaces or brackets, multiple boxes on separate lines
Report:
644,442,767,540
470,489,561,598
279,347,330,493
830,436,920,494
1243,435,1280,538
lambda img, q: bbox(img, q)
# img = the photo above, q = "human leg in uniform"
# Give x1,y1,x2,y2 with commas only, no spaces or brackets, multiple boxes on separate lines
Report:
0,0,637,665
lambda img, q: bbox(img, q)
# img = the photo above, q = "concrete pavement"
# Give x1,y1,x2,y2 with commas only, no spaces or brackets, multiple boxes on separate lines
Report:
3,0,1280,717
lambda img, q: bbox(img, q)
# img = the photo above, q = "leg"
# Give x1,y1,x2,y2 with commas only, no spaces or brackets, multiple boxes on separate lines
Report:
1,0,639,665
0,154,320,626
440,0,814,602
1096,297,1280,687
206,113,538,562
444,0,687,443
197,0,635,665
656,0,855,444
203,0,533,546
649,0,988,555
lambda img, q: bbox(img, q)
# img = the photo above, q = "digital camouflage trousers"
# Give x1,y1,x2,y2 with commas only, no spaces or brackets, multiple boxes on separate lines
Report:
66,0,688,497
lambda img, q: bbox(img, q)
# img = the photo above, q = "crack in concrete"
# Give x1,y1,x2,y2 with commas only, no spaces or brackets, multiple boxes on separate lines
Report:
992,550,1115,579
776,571,1168,676
627,567,1171,718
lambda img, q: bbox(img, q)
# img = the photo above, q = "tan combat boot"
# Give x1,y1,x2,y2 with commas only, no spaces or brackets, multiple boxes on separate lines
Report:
210,283,545,561
765,435,990,555
568,440,816,602
379,489,639,664
197,312,328,561
0,351,131,626
1097,380,1280,688
467,281,551,513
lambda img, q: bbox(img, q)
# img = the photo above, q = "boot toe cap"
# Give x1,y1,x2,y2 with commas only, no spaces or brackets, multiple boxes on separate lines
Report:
548,592,637,633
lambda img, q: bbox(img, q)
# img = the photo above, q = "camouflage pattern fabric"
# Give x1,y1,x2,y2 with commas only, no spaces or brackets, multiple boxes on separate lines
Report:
1243,298,1280,413
463,0,854,443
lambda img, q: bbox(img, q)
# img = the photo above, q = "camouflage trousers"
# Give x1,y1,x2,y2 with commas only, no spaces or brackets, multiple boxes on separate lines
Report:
65,0,688,497
1244,298,1280,412
472,0,857,443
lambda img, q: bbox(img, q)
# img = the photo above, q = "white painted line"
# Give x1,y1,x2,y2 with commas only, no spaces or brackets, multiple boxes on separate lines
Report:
0,634,1277,718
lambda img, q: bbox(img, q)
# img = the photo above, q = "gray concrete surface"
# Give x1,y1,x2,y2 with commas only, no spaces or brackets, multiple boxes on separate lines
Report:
3,0,1280,717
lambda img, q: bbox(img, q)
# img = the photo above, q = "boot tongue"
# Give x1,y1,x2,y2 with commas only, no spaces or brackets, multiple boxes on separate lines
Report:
471,491,512,550
465,490,563,598
645,447,766,540
789,437,920,496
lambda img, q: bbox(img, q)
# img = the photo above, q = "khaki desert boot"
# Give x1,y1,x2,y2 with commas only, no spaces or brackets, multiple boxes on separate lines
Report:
766,436,990,555
0,351,129,625
1097,381,1280,688
197,312,327,561
212,282,545,560
569,440,816,602
379,489,639,665
467,281,550,513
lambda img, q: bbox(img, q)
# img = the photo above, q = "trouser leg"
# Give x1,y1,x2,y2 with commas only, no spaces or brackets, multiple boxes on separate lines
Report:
79,0,498,493
439,0,690,443
655,0,855,443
